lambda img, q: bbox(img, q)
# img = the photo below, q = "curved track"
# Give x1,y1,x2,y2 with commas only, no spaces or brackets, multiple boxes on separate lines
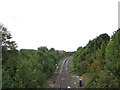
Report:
54,56,74,88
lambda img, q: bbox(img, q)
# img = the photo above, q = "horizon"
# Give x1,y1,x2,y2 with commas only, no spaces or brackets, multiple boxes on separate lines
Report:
15,31,115,52
0,0,119,52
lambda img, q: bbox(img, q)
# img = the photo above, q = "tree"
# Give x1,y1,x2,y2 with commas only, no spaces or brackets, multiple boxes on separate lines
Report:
72,30,119,88
1,23,18,88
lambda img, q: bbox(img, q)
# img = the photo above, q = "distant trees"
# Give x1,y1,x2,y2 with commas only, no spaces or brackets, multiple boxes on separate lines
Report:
1,24,67,88
72,30,120,88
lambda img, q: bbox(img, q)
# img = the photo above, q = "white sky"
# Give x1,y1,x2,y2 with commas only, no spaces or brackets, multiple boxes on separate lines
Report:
0,0,119,51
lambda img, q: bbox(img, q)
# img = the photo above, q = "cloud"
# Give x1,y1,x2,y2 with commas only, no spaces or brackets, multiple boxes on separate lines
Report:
0,0,119,51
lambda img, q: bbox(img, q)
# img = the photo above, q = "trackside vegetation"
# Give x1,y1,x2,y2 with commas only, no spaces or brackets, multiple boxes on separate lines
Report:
1,23,120,88
72,29,120,88
1,24,68,88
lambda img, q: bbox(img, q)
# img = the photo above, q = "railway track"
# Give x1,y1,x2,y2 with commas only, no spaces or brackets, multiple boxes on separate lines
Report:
55,57,74,88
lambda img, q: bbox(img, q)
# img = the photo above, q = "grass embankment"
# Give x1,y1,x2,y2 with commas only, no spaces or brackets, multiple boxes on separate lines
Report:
67,58,97,88
67,57,80,88
67,58,110,88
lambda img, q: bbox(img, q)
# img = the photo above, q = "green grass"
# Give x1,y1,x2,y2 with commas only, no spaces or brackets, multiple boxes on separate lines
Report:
81,72,99,88
67,58,74,73
67,58,80,87
67,59,100,88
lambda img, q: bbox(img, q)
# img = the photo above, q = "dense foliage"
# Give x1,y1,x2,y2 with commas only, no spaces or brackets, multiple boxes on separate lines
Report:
72,30,120,88
1,24,67,88
1,23,120,88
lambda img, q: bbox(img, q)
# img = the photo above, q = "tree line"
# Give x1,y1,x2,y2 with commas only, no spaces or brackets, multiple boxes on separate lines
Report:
72,29,120,88
0,24,68,88
1,23,120,88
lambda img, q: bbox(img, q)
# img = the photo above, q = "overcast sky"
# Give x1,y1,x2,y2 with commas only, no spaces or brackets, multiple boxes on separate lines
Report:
0,0,119,51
